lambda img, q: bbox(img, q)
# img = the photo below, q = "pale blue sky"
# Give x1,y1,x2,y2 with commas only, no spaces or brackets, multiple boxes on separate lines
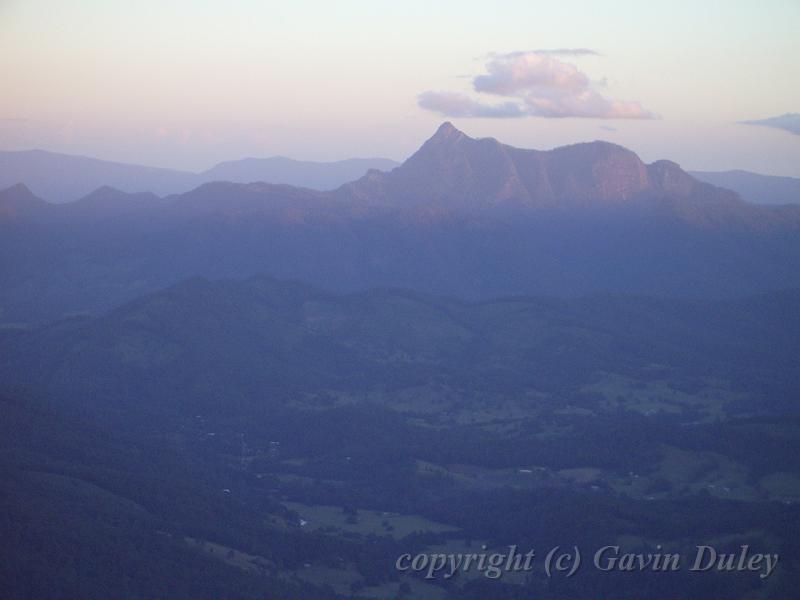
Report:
1,0,799,174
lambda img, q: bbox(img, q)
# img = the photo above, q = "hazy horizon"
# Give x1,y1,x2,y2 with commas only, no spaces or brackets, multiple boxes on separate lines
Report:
2,120,800,181
1,1,799,176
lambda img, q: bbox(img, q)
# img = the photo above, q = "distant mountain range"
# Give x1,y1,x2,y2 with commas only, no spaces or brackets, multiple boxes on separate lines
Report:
3,122,796,236
3,128,798,208
690,170,800,206
2,123,800,324
0,149,399,202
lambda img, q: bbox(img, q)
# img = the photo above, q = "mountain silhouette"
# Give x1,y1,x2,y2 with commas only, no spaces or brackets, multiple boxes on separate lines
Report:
0,149,399,202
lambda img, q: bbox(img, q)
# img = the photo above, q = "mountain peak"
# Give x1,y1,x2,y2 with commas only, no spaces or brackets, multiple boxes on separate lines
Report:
431,121,466,142
0,183,49,218
343,124,665,210
0,182,36,197
340,124,754,212
76,186,160,203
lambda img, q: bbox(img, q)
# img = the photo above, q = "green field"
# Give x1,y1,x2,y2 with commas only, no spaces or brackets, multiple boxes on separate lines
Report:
282,501,461,540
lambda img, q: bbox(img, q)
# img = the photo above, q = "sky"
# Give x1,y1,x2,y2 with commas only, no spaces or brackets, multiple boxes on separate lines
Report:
1,0,799,175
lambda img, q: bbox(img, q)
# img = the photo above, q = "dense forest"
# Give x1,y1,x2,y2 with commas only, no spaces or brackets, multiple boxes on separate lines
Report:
2,277,798,598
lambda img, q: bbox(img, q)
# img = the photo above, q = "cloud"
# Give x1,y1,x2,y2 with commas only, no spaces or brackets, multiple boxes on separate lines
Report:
522,89,653,119
741,113,800,136
417,91,525,118
474,53,589,95
418,50,653,120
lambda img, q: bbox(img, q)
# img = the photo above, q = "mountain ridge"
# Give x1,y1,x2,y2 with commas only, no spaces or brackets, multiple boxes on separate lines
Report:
690,169,800,205
336,123,751,216
5,123,798,232
4,125,798,216
0,148,400,202
5,273,799,415
2,123,800,325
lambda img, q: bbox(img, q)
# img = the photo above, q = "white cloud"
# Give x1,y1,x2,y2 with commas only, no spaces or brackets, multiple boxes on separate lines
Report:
418,50,654,120
474,53,589,96
417,91,525,118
